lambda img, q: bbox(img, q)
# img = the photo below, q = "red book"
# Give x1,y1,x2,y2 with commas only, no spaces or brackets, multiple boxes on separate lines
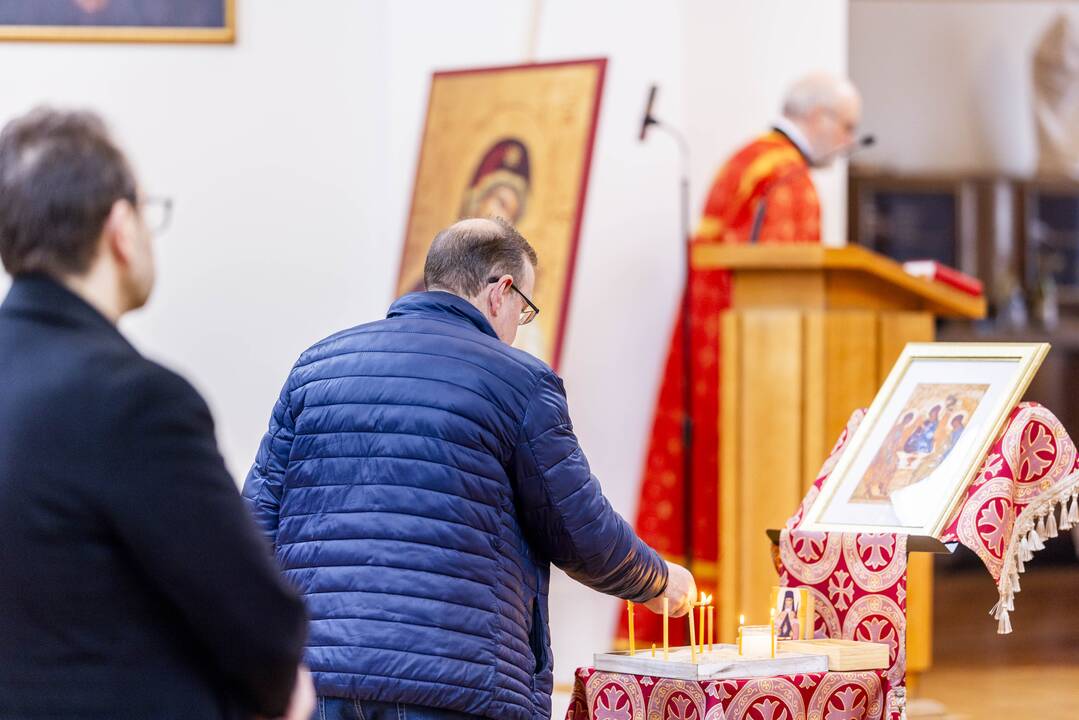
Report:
903,260,984,297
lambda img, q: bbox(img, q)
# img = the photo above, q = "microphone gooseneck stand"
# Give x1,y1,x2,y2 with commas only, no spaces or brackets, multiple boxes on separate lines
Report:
640,85,696,575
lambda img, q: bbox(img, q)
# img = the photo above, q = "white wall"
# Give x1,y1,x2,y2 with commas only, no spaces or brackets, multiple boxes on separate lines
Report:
850,0,1078,174
0,0,395,479
0,0,847,709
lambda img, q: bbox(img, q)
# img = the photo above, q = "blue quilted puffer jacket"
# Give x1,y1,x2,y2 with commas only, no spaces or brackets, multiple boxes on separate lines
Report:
242,291,667,720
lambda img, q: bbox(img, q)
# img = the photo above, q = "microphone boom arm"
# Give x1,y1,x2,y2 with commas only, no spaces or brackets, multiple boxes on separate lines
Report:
640,100,697,573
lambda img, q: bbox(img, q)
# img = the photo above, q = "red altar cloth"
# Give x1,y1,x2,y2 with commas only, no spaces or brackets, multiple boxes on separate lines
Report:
566,667,902,720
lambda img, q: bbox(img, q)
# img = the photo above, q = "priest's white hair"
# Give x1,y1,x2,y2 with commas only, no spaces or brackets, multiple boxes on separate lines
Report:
781,72,858,119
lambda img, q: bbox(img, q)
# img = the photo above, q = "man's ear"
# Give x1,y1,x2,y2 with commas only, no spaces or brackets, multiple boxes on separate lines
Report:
101,198,137,268
489,275,512,315
487,279,502,316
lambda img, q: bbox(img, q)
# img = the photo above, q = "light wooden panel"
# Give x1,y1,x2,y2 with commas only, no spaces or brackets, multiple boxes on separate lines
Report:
801,311,878,484
691,244,986,319
730,272,826,310
719,312,741,642
823,311,880,445
877,312,934,380
729,311,805,637
802,312,829,486
825,274,919,312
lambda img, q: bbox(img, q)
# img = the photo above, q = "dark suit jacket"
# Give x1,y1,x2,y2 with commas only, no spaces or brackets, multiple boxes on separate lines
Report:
0,275,307,719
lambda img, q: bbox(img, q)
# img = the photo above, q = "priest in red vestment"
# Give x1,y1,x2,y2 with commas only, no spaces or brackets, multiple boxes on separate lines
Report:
620,72,862,646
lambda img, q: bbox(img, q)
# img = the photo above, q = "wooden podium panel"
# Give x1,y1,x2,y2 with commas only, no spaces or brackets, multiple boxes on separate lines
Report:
701,245,985,683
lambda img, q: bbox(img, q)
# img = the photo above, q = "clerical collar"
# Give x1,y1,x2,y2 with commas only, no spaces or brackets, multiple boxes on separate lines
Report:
771,117,814,165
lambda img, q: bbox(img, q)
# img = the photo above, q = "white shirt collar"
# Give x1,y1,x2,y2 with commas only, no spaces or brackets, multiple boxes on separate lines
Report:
772,117,814,162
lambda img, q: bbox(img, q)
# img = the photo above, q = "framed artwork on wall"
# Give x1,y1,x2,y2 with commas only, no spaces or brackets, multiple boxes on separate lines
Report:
0,0,235,43
397,58,607,369
800,342,1049,536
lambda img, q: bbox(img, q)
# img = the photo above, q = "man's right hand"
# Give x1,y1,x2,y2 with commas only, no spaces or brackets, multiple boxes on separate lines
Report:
643,560,697,618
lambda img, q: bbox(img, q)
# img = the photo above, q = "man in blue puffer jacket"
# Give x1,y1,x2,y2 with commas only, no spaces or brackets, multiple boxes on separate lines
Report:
243,218,697,720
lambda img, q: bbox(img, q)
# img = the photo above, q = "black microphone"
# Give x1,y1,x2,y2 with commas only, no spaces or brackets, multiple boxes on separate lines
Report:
639,84,658,142
821,133,875,163
749,134,877,244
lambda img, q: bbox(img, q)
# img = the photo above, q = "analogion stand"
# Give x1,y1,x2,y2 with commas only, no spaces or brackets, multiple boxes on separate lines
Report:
767,528,956,694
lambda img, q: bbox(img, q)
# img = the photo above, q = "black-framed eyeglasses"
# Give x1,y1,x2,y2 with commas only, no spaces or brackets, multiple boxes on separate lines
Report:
487,276,539,325
140,195,174,236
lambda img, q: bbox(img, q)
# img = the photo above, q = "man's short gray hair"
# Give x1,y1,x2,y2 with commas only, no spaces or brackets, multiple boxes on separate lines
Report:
423,217,538,298
781,72,857,120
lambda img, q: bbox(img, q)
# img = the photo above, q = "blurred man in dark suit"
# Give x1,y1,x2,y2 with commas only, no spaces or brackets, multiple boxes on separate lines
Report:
0,107,313,720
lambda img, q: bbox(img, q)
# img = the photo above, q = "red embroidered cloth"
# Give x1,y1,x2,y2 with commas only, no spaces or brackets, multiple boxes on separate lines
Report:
566,667,902,720
775,411,911,717
787,402,1079,635
772,528,907,711
938,402,1079,633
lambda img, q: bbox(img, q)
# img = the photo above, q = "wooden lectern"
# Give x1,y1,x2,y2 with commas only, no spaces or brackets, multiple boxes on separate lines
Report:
695,244,986,682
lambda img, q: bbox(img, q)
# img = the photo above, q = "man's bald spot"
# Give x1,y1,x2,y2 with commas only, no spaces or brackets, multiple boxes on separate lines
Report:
449,217,502,235
422,216,537,297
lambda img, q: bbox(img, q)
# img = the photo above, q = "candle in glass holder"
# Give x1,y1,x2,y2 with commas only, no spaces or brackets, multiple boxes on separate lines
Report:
740,625,773,658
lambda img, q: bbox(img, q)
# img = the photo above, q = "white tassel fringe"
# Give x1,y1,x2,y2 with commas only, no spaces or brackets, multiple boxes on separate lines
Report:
1030,528,1046,552
998,607,1012,634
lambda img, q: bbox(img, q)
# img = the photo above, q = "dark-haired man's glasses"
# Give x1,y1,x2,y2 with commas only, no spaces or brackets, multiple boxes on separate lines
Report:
487,276,539,325
140,195,174,236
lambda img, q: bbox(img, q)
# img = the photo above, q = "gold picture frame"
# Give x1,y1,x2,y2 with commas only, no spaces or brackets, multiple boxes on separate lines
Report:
800,342,1049,536
397,58,606,369
0,0,235,44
